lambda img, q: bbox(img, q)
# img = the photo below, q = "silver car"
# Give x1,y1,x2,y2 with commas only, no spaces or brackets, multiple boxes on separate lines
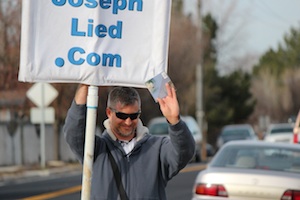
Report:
216,124,258,150
192,140,300,200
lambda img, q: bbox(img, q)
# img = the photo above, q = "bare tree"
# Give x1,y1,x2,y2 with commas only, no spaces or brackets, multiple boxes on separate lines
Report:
284,68,300,114
0,0,22,90
202,0,259,75
168,10,201,115
250,68,300,124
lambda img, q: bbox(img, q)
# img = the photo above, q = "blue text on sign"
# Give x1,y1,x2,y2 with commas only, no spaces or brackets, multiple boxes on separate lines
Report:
52,0,143,14
67,47,122,67
71,19,122,38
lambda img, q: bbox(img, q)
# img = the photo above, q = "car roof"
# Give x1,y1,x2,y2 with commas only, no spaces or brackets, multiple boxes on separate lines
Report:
148,116,197,125
222,140,300,150
222,124,253,130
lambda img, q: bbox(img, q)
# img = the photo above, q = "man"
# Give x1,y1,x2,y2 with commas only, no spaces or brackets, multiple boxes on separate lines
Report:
64,83,195,200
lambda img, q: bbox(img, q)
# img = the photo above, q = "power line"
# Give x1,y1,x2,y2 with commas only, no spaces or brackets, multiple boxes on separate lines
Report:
255,0,291,24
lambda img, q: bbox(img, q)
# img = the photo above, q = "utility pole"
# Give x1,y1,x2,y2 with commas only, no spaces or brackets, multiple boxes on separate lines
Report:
196,0,207,162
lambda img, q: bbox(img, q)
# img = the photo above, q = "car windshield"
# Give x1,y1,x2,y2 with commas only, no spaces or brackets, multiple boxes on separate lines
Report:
148,117,201,137
270,127,293,134
222,129,250,138
148,122,169,135
211,145,300,174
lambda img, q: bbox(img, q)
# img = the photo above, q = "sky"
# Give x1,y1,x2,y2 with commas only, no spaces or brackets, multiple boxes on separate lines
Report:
184,0,300,55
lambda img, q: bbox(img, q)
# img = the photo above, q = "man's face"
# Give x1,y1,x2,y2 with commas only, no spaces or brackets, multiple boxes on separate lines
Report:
107,101,140,140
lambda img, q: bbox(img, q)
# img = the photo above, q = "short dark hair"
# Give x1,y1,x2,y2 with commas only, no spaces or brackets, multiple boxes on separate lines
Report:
107,87,141,109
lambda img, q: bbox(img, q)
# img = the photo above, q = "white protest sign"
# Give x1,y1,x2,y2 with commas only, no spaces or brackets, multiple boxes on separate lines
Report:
19,0,172,88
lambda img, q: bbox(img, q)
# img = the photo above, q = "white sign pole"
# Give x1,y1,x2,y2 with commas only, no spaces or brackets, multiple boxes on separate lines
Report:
81,86,98,200
40,83,46,168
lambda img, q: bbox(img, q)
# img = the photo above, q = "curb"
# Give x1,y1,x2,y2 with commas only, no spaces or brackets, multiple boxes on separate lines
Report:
0,161,82,183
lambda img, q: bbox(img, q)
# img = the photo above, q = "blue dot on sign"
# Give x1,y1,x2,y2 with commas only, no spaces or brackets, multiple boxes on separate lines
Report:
55,58,64,67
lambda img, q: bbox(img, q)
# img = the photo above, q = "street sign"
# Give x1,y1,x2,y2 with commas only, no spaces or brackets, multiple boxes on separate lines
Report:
26,83,58,169
30,107,55,124
26,83,58,107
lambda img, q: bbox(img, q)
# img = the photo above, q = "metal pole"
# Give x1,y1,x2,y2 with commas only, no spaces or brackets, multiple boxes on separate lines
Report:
196,0,207,161
81,86,98,200
196,63,203,131
196,0,203,131
40,83,46,168
20,116,24,165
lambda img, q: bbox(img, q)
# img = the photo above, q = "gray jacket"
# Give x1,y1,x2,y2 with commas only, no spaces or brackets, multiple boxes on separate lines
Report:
64,101,195,200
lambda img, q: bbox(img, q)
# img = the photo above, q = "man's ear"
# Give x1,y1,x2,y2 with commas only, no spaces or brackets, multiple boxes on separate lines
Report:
106,107,112,118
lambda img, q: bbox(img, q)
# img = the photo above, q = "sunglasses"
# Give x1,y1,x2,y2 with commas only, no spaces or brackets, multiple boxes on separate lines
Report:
109,108,141,120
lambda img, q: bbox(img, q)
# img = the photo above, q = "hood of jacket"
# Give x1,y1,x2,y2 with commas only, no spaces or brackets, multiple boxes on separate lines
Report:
103,118,149,142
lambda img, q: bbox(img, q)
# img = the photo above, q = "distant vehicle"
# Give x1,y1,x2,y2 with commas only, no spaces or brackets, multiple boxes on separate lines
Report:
264,123,294,143
216,124,258,150
293,110,300,144
148,116,215,162
192,140,300,200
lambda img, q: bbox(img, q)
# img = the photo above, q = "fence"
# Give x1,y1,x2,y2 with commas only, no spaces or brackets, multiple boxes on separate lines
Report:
0,123,78,166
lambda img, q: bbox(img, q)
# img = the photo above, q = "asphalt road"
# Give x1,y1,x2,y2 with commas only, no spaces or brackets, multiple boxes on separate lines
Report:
0,163,205,200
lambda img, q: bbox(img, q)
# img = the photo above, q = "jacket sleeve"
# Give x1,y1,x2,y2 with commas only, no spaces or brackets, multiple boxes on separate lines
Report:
63,100,87,163
160,119,195,180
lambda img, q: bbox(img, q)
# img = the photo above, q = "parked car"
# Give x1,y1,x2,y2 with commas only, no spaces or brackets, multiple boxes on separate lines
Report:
192,140,300,200
147,116,215,162
216,124,258,150
264,123,294,143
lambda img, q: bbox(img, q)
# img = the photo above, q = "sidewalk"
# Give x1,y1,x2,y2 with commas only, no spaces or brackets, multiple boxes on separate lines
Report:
0,161,82,183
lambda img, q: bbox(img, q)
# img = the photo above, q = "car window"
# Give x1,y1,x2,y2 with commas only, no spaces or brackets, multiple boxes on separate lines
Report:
211,145,300,173
148,116,202,138
270,127,293,134
222,129,250,137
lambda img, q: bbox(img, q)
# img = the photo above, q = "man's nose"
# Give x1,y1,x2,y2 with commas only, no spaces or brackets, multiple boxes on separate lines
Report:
124,117,133,125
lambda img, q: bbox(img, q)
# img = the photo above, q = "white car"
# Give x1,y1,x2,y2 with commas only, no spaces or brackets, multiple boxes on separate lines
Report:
264,123,294,143
192,140,300,200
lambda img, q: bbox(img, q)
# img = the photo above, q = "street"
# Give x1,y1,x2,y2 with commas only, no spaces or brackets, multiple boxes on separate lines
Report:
0,163,204,200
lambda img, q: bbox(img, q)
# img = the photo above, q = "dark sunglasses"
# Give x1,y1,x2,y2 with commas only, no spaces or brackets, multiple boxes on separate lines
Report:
109,108,141,120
